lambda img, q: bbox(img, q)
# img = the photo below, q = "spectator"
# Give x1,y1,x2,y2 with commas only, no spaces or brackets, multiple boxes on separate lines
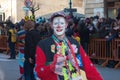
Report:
17,24,26,80
8,23,17,59
65,19,74,37
78,20,90,53
117,7,120,20
24,20,41,80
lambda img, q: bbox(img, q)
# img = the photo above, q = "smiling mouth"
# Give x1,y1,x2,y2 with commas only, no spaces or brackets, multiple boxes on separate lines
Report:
56,29,63,32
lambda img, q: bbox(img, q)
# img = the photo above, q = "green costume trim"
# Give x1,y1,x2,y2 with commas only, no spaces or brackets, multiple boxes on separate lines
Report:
45,62,51,66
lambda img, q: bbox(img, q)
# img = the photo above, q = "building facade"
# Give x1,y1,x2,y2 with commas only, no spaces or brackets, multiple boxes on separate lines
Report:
0,0,84,23
0,0,120,22
85,0,104,18
85,0,120,19
105,0,120,19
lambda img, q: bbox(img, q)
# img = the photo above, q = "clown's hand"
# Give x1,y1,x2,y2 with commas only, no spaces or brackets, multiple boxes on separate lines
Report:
50,53,66,75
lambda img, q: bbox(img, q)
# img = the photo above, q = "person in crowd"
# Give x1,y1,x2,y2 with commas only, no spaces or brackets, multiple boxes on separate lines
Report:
8,23,17,59
73,32,80,44
35,12,103,80
117,6,120,20
93,17,99,31
24,20,41,80
65,19,74,37
0,23,5,35
78,19,90,53
0,24,2,35
17,23,27,80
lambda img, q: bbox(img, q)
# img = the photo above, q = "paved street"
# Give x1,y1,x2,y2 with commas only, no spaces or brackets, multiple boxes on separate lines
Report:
0,53,19,80
0,53,120,80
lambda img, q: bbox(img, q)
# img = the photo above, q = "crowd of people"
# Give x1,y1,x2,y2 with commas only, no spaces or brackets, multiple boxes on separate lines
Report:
0,11,120,80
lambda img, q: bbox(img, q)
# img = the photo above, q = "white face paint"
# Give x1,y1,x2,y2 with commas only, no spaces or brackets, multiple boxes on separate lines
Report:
52,17,67,36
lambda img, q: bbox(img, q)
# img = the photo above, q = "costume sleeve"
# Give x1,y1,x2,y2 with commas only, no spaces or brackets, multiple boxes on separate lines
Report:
80,46,103,80
35,46,57,80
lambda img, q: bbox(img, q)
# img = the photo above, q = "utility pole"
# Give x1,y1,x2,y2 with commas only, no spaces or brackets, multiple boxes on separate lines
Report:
64,0,77,18
69,0,73,18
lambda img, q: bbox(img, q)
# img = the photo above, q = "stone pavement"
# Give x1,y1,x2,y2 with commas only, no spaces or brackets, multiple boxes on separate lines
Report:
0,53,120,80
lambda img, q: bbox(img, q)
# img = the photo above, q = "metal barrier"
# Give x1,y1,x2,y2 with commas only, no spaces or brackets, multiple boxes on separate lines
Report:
0,35,9,52
0,35,18,54
88,38,120,69
0,34,50,53
0,35,120,68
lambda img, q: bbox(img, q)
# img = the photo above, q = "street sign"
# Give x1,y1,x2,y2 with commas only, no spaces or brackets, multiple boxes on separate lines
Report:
24,0,32,7
64,8,77,12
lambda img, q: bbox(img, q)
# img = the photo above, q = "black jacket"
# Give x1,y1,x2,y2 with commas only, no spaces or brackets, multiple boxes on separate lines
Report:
24,29,41,63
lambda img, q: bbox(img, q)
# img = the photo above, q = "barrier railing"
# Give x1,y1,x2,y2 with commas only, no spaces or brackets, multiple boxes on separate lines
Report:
0,35,120,68
0,35,9,52
0,35,18,54
88,38,120,69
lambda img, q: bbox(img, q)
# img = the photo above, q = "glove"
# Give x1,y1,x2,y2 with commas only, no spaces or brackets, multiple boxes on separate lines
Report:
50,53,66,75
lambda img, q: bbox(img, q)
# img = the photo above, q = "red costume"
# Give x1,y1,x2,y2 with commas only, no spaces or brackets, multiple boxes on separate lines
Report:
35,36,103,80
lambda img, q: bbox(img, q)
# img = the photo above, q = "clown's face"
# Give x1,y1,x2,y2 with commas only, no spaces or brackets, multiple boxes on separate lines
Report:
52,17,67,36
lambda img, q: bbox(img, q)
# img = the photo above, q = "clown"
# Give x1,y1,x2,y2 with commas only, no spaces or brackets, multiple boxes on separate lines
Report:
35,12,103,80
